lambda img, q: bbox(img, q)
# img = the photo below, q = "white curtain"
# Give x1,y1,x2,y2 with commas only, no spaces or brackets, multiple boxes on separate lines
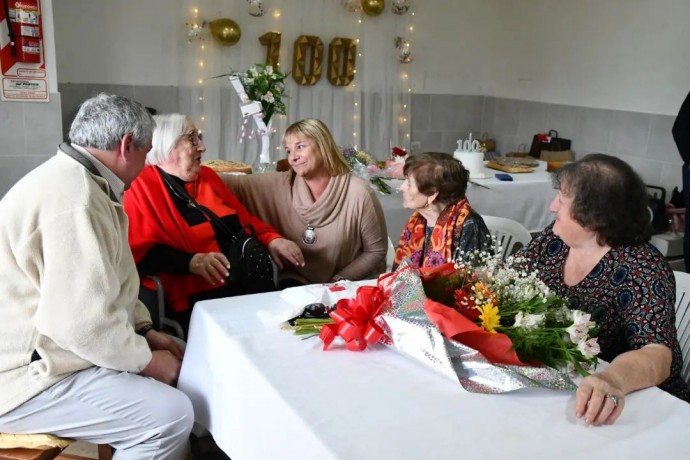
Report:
176,0,411,166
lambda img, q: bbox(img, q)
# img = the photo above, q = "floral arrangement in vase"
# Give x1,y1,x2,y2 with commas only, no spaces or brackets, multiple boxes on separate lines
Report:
223,63,288,168
391,146,408,163
230,63,287,126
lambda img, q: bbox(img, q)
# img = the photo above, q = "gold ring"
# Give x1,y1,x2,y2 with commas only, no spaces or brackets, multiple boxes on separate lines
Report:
605,393,619,407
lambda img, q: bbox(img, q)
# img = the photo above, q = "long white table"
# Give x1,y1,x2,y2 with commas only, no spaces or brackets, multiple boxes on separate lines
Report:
178,290,690,460
379,162,556,242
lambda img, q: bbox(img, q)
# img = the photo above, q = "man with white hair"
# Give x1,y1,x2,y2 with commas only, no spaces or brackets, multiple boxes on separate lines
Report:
0,93,193,459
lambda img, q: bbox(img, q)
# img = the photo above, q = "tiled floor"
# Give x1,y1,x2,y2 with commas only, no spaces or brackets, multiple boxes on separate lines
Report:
59,442,99,459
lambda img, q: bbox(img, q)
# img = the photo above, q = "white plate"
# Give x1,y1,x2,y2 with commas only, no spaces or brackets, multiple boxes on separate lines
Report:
470,173,491,179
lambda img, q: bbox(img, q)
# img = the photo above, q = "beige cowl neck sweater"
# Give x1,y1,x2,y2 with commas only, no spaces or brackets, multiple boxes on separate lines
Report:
222,171,387,284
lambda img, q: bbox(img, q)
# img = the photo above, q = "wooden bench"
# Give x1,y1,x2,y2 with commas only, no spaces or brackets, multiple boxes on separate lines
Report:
0,443,112,460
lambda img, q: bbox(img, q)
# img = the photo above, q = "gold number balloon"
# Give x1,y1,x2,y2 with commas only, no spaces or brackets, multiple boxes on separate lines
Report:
209,18,241,46
292,35,323,85
361,0,385,16
259,32,281,68
327,38,356,86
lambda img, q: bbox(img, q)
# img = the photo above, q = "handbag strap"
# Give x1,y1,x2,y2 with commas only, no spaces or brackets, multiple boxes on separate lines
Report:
158,167,241,242
548,129,559,138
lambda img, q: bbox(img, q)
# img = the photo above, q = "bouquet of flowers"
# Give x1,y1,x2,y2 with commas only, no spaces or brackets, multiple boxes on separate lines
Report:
231,63,288,125
423,249,600,375
317,245,600,393
340,145,391,194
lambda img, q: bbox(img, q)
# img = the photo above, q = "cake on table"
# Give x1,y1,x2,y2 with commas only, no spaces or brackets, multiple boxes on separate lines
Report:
453,134,488,179
202,159,253,175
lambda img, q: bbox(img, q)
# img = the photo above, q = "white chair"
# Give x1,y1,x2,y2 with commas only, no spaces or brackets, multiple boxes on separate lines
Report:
481,215,533,260
673,271,690,382
386,237,396,272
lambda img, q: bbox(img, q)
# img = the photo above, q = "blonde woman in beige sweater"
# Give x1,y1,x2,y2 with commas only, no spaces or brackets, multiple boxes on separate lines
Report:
224,119,388,288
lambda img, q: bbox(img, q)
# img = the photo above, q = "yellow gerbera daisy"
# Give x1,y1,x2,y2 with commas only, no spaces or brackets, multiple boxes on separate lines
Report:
478,303,500,333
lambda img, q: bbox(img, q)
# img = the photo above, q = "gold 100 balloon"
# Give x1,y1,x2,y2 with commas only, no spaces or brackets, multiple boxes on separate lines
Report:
260,32,358,88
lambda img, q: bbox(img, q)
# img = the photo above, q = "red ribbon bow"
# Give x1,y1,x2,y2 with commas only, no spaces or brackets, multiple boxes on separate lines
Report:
320,286,386,351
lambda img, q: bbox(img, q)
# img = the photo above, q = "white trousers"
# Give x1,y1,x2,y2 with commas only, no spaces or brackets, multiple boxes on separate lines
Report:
0,367,194,460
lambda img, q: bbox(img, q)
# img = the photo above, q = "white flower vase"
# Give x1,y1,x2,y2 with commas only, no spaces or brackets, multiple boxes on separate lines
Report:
257,119,273,173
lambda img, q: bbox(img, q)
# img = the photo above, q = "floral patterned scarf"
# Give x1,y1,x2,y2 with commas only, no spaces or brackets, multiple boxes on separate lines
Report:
393,198,472,269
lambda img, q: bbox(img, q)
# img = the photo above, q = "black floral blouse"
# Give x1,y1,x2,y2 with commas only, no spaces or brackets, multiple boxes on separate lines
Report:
518,225,689,402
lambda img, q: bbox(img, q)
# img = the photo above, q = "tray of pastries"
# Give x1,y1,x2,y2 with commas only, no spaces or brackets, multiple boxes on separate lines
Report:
485,157,539,173
202,159,253,174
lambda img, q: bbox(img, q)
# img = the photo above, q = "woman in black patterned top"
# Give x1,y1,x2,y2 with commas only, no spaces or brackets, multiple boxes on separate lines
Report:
519,154,689,426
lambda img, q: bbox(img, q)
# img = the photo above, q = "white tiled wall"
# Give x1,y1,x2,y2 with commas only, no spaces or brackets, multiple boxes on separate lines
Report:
411,94,684,196
9,87,679,201
0,95,62,198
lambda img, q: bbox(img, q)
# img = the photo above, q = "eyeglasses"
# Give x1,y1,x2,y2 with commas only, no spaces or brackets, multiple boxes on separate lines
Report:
181,130,204,147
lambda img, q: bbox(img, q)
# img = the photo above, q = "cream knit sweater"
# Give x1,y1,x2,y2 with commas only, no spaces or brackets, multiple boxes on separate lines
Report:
0,152,152,416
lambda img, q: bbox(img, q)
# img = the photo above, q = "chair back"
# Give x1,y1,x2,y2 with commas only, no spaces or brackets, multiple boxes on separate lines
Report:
138,275,185,340
673,271,690,382
386,237,395,272
481,215,532,259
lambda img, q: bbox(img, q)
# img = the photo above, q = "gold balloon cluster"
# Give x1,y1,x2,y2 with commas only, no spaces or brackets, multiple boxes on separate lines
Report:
209,18,241,46
361,0,385,17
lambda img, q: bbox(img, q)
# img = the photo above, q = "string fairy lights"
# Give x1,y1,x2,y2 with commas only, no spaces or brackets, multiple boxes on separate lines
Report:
187,6,206,135
396,4,414,149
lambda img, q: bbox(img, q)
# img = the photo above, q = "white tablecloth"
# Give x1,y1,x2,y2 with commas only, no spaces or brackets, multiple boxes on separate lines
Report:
178,291,690,460
379,161,557,242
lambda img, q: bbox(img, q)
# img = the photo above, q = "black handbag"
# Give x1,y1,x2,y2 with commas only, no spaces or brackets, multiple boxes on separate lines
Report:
160,170,276,294
529,129,572,158
226,224,276,294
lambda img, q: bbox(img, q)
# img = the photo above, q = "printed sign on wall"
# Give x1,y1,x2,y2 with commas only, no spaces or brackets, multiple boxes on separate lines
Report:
0,0,49,102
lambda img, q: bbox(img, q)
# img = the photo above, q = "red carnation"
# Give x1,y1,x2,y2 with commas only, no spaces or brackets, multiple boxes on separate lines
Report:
454,288,480,321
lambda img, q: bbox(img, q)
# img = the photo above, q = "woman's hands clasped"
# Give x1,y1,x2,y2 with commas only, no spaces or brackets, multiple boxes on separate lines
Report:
190,252,230,285
268,238,305,269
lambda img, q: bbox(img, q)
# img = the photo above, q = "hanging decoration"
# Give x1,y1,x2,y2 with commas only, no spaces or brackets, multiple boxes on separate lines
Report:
361,0,385,17
341,0,361,12
185,20,206,43
395,36,412,63
327,38,357,86
292,35,324,85
246,0,267,18
259,32,281,68
391,0,412,15
209,18,242,46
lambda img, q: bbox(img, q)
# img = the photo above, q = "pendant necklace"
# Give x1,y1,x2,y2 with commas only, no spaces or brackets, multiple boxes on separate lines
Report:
303,224,317,245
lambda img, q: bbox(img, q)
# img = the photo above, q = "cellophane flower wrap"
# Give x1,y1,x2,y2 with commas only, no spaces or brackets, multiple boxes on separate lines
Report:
322,248,600,393
340,145,392,194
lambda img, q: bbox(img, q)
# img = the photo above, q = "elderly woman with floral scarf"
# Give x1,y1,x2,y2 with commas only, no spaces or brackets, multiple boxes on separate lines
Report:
392,152,492,270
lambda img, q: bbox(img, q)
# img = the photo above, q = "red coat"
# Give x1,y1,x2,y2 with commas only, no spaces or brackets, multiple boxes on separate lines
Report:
124,165,281,312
